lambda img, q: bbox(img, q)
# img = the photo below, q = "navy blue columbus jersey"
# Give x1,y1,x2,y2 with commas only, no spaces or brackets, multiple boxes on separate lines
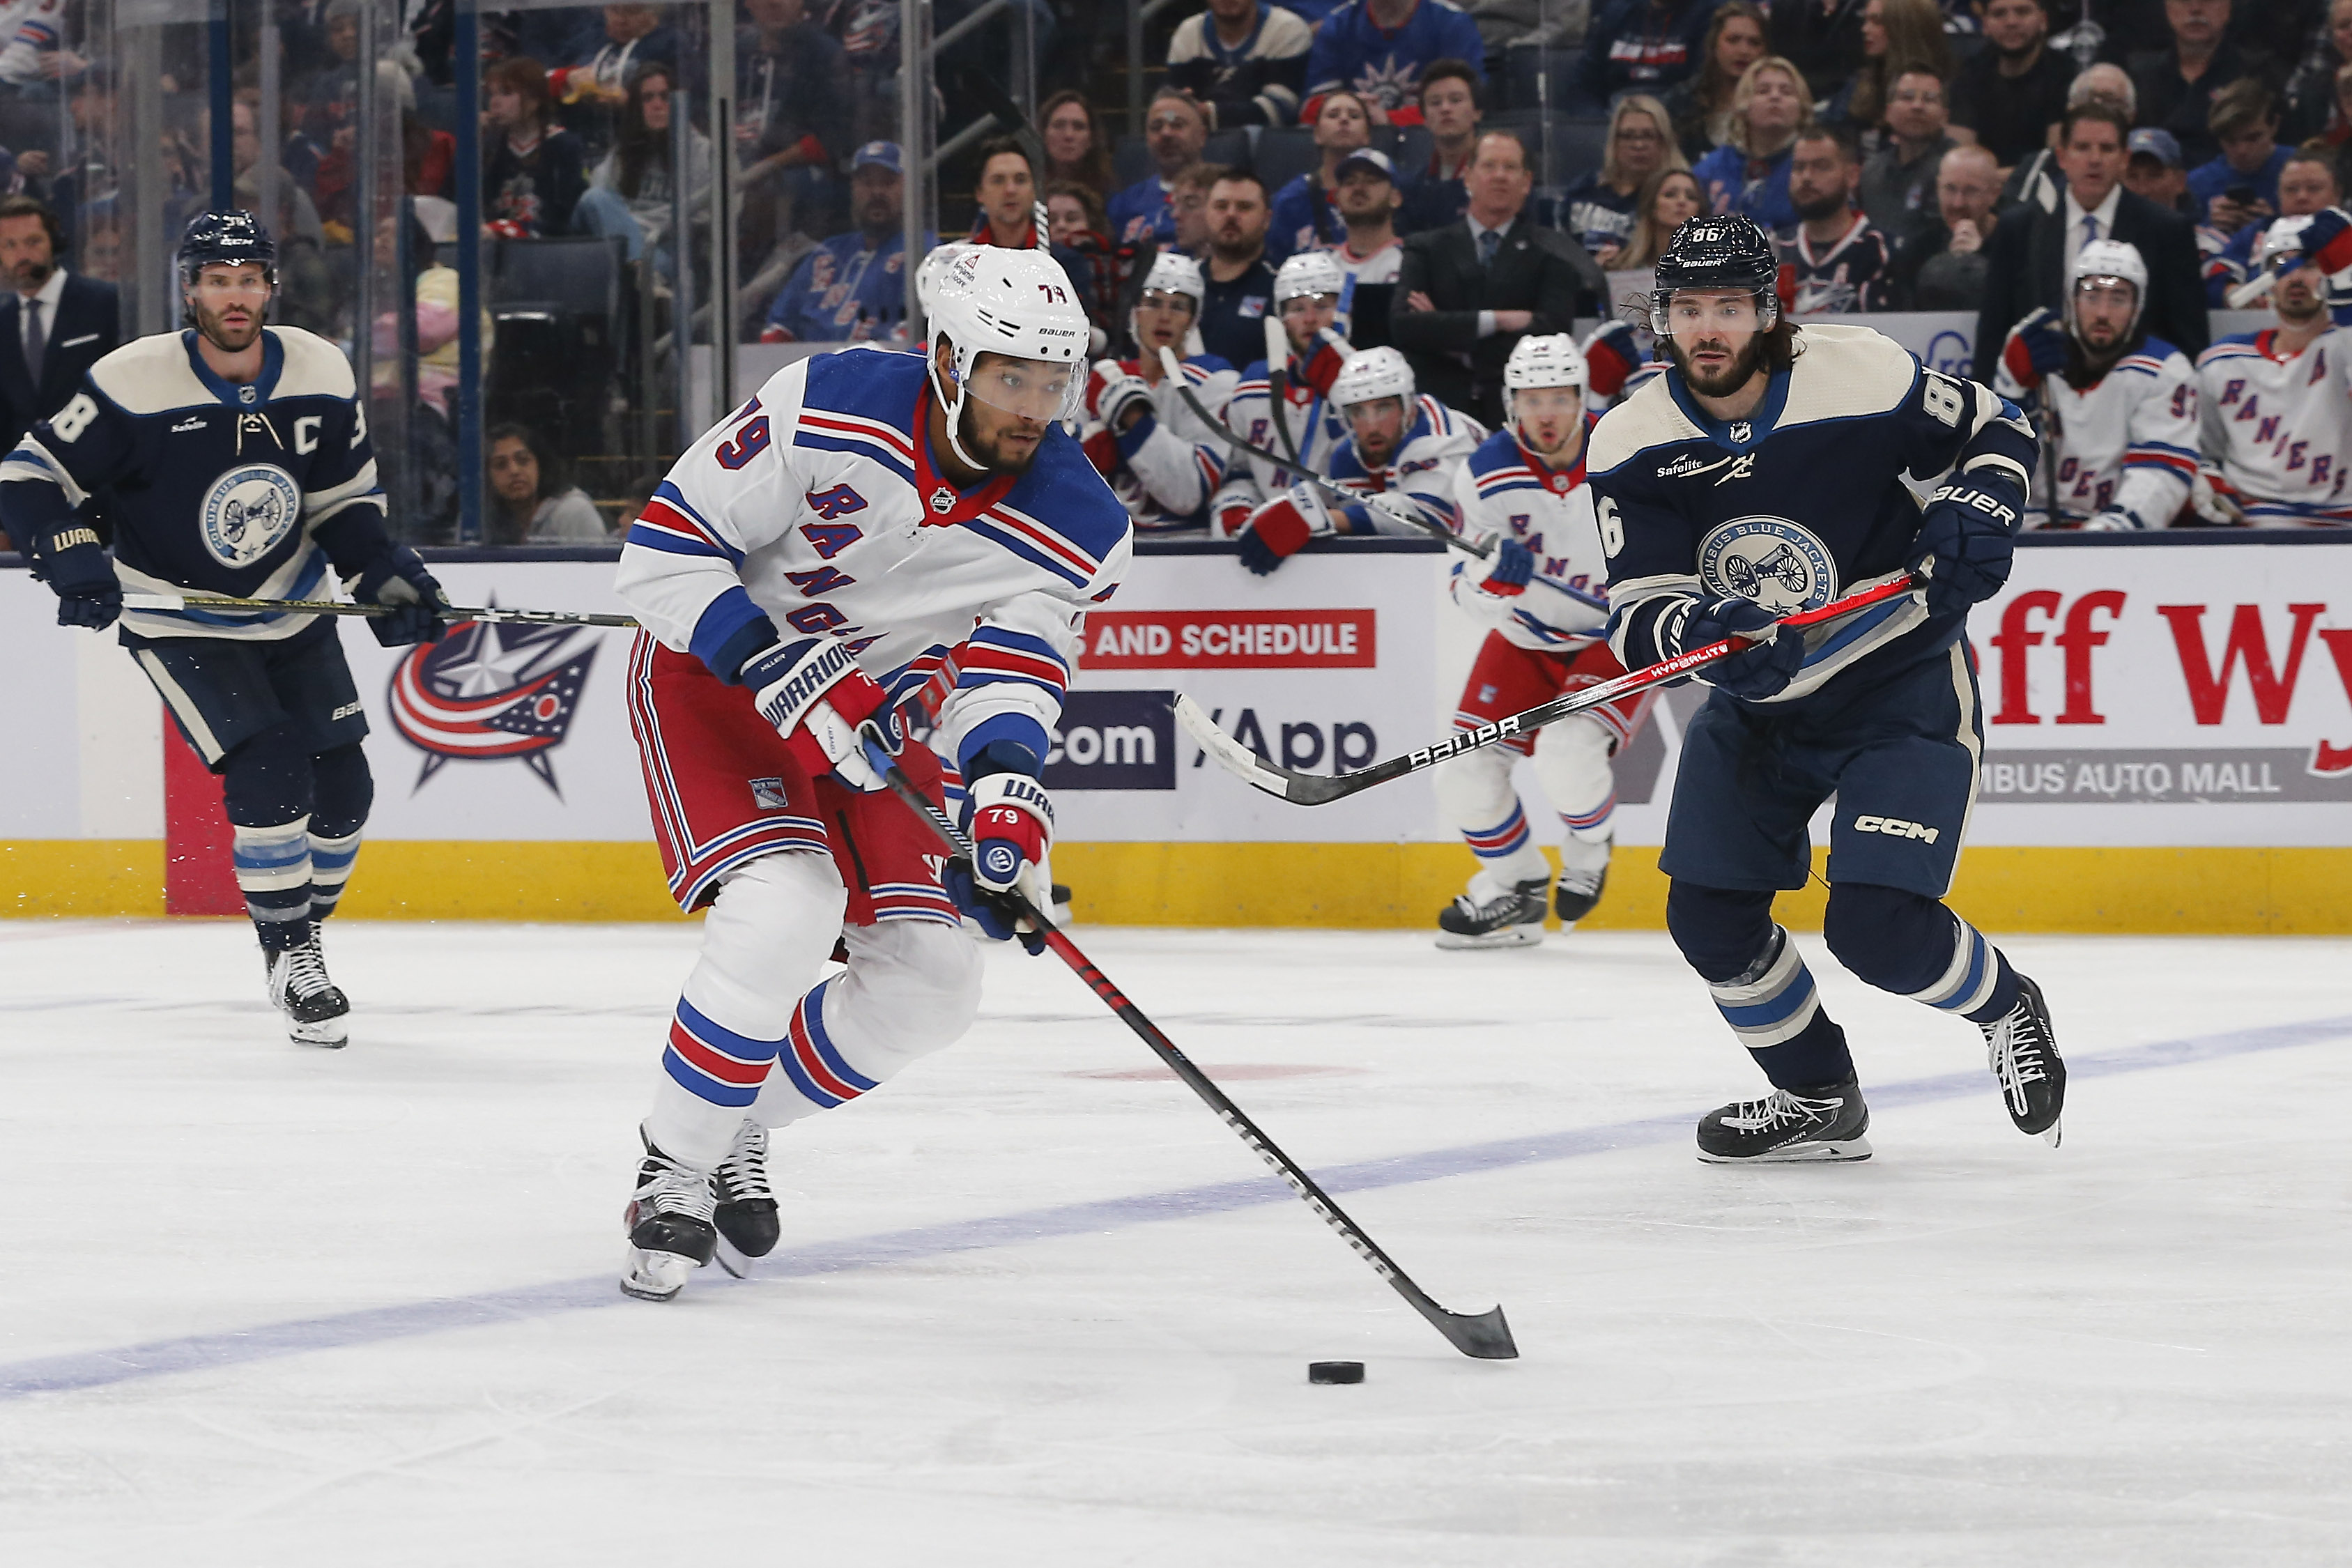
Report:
1591,323,2035,705
1,326,387,642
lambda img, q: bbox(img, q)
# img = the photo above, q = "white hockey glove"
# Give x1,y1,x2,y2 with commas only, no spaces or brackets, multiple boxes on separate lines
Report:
1363,489,1431,537
739,637,900,792
2190,466,2247,525
946,768,1054,951
2082,505,2145,532
1092,362,1156,435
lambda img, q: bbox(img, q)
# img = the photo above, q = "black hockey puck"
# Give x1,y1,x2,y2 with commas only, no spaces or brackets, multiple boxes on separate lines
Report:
1307,1361,1365,1385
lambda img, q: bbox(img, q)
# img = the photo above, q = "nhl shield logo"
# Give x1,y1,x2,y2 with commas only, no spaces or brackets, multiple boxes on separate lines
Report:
1728,420,1753,445
199,463,300,567
1698,516,1838,613
929,485,957,514
387,612,601,794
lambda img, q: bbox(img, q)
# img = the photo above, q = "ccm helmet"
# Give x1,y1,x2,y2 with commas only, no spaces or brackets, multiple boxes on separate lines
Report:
1649,214,1778,337
2068,237,2149,338
178,210,277,289
925,245,1091,468
1501,332,1588,427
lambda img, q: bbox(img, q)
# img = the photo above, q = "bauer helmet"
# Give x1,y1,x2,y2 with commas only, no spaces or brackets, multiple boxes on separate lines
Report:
925,245,1091,468
2068,237,2148,339
1330,344,1415,413
1501,332,1588,427
1648,214,1778,337
1274,249,1346,307
914,241,983,325
1132,249,1207,357
178,209,277,291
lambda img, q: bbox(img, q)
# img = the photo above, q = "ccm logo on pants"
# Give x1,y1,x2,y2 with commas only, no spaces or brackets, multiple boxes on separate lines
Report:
1853,815,1941,844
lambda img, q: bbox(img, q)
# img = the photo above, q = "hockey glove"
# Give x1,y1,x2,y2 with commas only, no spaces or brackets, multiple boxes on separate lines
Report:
2191,465,2247,525
2269,205,2352,277
1481,536,1535,594
1091,363,1156,435
1999,308,2068,390
1676,594,1804,700
741,637,900,791
1362,489,1431,537
2082,505,2146,532
34,524,122,630
1293,328,1353,397
948,755,1053,953
1914,473,2024,617
348,546,449,646
1236,484,1332,575
1581,321,1641,401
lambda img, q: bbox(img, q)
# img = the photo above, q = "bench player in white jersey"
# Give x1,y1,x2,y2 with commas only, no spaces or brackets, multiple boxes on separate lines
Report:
0,211,445,1048
1431,334,1657,946
1077,252,1238,534
1231,346,1486,573
1992,240,2199,530
1210,251,1359,537
2193,210,2352,527
613,247,1132,1300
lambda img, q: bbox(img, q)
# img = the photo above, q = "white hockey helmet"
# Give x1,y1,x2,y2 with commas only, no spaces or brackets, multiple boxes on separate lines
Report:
2068,237,2148,338
1274,249,1346,307
915,241,983,325
1132,249,1206,358
2258,214,2317,272
1330,344,1415,415
1501,332,1588,426
926,245,1091,468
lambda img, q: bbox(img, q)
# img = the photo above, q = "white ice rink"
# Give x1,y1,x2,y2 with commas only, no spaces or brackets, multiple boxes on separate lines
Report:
1,918,2349,1565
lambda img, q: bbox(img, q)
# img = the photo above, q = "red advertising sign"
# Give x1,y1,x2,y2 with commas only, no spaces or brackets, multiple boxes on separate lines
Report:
1082,608,1378,669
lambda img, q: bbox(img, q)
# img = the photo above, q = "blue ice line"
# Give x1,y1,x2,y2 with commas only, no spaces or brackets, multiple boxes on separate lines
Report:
3,1012,2347,1401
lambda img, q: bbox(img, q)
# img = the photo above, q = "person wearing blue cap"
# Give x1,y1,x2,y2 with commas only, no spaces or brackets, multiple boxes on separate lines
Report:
1268,89,1373,263
760,142,932,344
1329,145,1405,344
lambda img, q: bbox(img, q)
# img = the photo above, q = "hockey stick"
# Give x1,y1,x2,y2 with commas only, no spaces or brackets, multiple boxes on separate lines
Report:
2227,268,2277,308
121,592,640,629
1158,345,1492,560
1262,316,1309,475
1177,567,1929,806
873,757,1517,1361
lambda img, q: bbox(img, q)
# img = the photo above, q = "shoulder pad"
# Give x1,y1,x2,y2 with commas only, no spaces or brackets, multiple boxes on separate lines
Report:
1586,374,1700,476
1779,324,1921,424
268,326,358,399
86,332,213,416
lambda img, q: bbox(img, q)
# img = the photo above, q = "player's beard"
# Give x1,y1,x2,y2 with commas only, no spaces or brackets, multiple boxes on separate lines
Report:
960,401,1044,474
193,299,264,354
1667,330,1769,399
2275,276,2326,325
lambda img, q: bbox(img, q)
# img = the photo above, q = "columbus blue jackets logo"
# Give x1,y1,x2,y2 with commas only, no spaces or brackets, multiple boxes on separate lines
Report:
1698,516,1837,613
200,463,300,567
387,614,601,794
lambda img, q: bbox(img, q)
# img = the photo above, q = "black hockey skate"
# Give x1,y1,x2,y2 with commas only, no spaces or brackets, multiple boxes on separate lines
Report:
622,1132,718,1301
711,1118,779,1277
1981,973,2066,1145
265,925,349,1048
1697,1075,1873,1162
1554,840,1611,926
1435,874,1550,950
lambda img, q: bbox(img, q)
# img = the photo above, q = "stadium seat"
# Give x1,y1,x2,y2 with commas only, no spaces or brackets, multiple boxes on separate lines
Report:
484,235,627,457
1112,128,1252,191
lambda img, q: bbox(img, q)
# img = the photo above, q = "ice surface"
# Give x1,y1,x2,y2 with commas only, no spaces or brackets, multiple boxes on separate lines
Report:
1,918,2349,1566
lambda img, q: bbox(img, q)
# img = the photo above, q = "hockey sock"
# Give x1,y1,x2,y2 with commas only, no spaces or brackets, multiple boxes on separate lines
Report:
1434,747,1550,886
232,816,315,955
1533,714,1617,845
1668,880,1854,1089
1456,800,1552,886
1823,882,2022,1024
748,919,983,1132
306,742,373,923
307,828,361,921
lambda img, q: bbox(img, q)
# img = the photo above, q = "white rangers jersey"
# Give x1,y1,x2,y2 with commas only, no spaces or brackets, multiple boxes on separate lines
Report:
1077,352,1238,534
616,346,1133,774
2195,327,2352,525
1208,351,1353,522
1446,422,1613,651
1994,337,2199,528
1325,393,1487,534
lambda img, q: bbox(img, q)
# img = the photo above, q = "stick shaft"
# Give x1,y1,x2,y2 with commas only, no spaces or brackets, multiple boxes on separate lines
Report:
120,592,640,629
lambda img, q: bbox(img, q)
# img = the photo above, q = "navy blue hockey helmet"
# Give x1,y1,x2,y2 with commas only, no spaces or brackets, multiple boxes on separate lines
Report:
1649,214,1779,336
178,209,277,290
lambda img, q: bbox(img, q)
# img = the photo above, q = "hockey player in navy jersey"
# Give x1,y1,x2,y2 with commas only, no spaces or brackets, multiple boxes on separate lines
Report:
613,245,1132,1300
1233,344,1484,573
0,211,445,1049
1591,215,2065,1161
1432,334,1654,948
1077,251,1238,534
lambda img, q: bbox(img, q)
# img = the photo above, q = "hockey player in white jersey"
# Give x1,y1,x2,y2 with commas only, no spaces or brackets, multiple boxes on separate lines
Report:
1232,345,1485,574
1210,251,1358,537
613,245,1132,1300
1431,334,1657,947
1077,252,1238,533
2193,209,2352,526
0,211,445,1048
1992,239,2199,530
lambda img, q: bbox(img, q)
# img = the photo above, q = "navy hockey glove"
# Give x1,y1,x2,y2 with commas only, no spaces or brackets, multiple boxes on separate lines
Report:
349,546,449,646
1678,595,1804,700
1915,474,2024,616
1482,536,1535,592
34,524,121,630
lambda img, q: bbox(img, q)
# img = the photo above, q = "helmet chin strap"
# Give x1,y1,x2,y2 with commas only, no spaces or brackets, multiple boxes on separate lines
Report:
928,332,989,473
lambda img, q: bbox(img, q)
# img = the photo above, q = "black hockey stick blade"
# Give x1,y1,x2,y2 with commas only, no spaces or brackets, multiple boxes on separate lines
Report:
1155,346,1490,560
873,755,1515,1359
119,591,640,629
1177,567,1930,806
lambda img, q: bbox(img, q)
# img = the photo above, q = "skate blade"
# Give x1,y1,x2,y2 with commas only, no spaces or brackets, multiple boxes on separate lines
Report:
2040,1120,2062,1148
712,1236,754,1279
1434,926,1545,951
286,1017,348,1048
621,1247,704,1301
1698,1136,1874,1165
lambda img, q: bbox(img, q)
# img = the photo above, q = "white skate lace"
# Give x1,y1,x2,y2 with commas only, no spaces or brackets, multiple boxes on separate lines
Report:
1455,881,1544,922
714,1122,774,1204
1987,1008,2050,1114
636,1152,718,1222
1725,1089,1836,1132
280,939,336,1001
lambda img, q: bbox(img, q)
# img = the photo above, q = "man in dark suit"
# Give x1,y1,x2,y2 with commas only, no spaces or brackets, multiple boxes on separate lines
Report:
0,195,121,551
1972,103,2206,383
1392,131,1603,426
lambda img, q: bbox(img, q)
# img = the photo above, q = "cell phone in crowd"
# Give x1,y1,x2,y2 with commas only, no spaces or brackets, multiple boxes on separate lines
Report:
2224,184,2258,206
